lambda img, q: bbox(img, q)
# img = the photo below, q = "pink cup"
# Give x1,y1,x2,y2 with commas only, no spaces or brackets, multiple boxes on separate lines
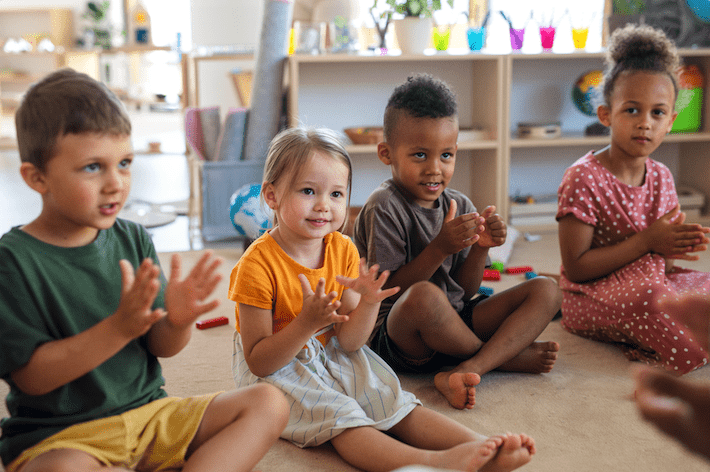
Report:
539,26,555,50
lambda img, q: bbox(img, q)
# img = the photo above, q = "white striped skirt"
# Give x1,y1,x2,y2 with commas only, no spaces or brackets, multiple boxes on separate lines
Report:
232,330,420,447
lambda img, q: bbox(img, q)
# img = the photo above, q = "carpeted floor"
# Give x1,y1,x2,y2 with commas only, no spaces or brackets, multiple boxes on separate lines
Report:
2,229,710,471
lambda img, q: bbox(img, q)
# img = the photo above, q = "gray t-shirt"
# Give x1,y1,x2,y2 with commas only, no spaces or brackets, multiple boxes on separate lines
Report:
353,179,477,338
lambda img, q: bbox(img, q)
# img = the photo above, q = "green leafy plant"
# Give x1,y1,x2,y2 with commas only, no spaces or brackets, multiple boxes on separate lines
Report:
374,0,454,19
612,0,646,15
82,1,112,49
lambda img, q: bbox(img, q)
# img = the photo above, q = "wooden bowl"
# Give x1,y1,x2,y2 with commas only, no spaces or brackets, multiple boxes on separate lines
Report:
344,126,384,145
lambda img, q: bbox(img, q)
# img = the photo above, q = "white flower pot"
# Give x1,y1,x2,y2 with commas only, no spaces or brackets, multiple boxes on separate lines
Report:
394,17,433,55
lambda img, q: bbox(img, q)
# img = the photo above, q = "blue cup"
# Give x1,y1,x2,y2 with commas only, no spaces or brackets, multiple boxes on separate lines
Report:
467,27,486,51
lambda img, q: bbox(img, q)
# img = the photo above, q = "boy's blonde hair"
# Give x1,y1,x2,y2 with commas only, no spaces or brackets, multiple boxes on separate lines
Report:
16,68,132,170
262,127,352,230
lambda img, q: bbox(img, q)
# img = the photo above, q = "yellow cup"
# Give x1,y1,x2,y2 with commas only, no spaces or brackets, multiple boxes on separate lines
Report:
572,27,589,49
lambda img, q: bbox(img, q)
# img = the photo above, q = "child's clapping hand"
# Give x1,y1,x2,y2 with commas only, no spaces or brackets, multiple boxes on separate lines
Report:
336,258,400,306
115,258,165,339
299,275,349,331
476,206,507,248
164,251,223,327
434,199,486,255
646,206,710,261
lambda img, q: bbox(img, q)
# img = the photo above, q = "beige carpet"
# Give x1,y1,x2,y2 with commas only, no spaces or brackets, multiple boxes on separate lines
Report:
2,229,710,471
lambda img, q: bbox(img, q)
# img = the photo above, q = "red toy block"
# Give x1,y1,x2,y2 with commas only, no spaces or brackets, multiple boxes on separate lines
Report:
505,266,533,275
196,316,229,329
483,268,501,281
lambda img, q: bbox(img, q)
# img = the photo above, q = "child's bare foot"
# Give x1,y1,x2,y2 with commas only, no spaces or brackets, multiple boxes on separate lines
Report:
434,371,480,409
432,436,504,472
497,341,559,374
480,433,536,472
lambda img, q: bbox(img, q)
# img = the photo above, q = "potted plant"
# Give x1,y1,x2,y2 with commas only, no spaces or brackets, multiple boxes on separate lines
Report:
81,1,113,49
372,0,453,54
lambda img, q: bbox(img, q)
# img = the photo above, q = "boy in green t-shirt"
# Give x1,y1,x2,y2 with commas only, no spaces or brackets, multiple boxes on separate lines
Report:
0,68,289,472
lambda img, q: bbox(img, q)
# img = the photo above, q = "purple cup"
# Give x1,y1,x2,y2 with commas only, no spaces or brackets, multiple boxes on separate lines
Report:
509,28,525,50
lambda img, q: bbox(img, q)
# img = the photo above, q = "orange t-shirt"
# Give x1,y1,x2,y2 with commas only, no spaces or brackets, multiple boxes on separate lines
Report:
228,231,359,346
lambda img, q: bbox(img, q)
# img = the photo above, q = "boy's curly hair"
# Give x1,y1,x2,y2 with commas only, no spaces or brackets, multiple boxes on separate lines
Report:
383,74,458,144
16,68,132,170
601,23,680,107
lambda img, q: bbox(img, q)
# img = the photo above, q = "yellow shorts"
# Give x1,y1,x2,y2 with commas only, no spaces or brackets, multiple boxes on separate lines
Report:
7,392,221,472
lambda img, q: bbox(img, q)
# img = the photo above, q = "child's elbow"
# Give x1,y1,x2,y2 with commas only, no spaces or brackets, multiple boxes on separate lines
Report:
245,358,275,378
563,267,592,284
11,372,54,396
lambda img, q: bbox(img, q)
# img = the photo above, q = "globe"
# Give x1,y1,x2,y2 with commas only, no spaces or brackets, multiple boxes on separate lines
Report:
229,183,273,240
572,70,603,117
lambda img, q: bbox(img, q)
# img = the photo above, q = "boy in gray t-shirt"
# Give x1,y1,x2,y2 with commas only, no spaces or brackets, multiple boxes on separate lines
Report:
353,74,562,410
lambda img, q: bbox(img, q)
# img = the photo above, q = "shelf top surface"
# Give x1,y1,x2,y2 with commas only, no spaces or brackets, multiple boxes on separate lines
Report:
290,47,710,64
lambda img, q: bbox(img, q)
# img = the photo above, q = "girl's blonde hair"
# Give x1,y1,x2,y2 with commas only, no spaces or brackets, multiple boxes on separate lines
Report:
601,23,680,107
262,127,352,230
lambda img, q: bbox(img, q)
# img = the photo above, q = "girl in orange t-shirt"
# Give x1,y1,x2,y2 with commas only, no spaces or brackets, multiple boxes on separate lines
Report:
229,126,535,472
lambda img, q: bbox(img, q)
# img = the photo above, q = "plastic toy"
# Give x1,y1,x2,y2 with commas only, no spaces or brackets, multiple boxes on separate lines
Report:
671,65,704,133
525,271,538,279
196,316,229,329
483,268,501,281
478,286,494,296
505,266,533,274
490,261,505,272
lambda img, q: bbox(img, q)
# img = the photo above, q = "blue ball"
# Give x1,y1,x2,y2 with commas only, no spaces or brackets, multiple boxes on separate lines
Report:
229,183,273,240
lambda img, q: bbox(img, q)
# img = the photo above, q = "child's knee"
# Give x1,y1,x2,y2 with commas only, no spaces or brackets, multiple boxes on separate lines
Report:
528,276,562,306
397,281,448,317
255,383,289,410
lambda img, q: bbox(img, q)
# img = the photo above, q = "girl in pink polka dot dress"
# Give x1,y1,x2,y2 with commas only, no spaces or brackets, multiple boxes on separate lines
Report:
556,24,710,374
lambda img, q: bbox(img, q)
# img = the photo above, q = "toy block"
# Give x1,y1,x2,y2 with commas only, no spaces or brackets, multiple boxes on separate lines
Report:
483,269,501,281
196,316,229,329
525,271,538,279
505,266,533,274
478,286,494,296
490,261,505,272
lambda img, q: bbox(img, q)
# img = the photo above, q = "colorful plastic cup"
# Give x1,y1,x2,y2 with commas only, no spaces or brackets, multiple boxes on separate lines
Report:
433,27,451,51
539,26,556,50
467,27,486,51
509,27,525,50
572,27,589,49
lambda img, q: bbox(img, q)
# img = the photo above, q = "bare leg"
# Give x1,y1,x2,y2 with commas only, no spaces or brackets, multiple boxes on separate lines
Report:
387,279,560,409
17,449,128,472
331,425,501,472
435,278,560,404
633,364,710,461
184,384,290,472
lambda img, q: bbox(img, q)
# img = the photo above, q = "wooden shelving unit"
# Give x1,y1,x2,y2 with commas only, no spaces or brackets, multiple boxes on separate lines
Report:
287,48,710,227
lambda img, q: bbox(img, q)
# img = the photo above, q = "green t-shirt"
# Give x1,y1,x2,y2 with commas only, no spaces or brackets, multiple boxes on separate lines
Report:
0,219,168,466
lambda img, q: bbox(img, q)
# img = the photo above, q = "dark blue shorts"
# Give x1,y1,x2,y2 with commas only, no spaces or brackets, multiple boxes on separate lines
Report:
369,295,488,374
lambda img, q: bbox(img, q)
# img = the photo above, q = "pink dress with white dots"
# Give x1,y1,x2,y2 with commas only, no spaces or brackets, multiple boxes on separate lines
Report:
556,152,710,374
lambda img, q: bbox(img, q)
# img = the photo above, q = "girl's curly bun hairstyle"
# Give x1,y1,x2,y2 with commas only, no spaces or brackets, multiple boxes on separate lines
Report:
601,23,680,106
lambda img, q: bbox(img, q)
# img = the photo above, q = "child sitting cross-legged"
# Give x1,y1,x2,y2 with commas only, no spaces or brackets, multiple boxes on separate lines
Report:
353,74,562,410
0,68,290,472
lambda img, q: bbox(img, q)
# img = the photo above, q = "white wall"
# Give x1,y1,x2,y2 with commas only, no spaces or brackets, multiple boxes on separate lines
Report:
188,0,264,113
